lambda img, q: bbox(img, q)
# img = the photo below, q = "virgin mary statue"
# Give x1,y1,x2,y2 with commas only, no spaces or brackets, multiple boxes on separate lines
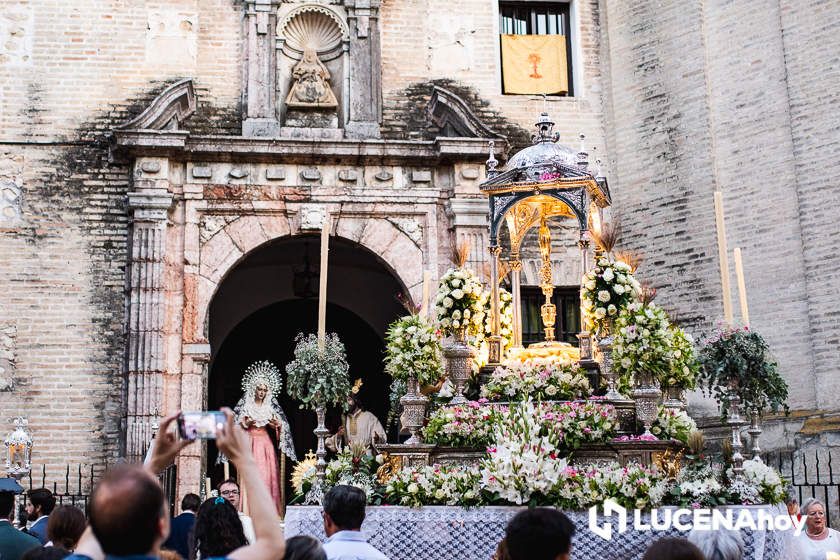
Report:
233,361,296,513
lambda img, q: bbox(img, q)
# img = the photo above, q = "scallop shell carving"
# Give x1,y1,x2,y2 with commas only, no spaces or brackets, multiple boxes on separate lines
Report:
281,9,345,54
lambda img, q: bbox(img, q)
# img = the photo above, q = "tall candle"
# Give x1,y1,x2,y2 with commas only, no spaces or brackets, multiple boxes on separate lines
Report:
318,215,331,352
421,270,431,317
733,247,750,326
223,461,230,481
205,477,212,497
713,191,734,326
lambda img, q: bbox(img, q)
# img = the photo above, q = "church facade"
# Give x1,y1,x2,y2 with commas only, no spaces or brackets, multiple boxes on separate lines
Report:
1,0,838,496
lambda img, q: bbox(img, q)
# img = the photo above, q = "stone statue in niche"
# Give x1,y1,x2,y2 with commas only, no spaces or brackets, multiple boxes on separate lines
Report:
286,48,338,108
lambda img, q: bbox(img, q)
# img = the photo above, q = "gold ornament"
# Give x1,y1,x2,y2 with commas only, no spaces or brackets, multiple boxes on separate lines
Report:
351,378,363,394
375,453,403,484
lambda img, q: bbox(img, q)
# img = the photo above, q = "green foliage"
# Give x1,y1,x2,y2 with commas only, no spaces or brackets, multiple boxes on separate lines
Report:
285,332,350,409
697,327,789,415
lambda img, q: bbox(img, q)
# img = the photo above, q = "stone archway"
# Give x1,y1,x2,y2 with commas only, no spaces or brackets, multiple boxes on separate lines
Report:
201,233,408,495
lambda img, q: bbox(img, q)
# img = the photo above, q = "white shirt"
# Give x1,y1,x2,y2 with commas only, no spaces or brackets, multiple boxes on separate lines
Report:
239,513,256,545
797,528,840,560
323,530,389,560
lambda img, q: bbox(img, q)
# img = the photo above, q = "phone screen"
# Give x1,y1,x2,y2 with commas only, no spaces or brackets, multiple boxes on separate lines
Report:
178,411,226,440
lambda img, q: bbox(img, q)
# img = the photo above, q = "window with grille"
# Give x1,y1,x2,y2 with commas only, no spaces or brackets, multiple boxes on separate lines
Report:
499,2,574,96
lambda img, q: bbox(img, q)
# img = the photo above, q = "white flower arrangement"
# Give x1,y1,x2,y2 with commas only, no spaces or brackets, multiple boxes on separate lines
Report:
384,314,444,387
650,406,697,444
727,459,787,505
612,301,673,382
664,326,700,389
581,258,640,336
480,360,591,401
434,267,486,336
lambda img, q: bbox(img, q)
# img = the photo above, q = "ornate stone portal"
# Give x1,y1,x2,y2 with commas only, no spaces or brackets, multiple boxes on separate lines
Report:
113,79,507,499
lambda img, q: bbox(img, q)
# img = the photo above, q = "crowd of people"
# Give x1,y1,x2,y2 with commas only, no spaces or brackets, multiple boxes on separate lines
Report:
1,409,837,560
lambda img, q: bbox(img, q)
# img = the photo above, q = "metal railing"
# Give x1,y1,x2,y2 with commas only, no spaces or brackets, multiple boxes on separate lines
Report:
19,463,177,520
766,448,840,528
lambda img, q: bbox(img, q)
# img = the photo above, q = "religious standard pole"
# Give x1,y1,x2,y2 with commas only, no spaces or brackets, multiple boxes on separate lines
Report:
314,214,331,487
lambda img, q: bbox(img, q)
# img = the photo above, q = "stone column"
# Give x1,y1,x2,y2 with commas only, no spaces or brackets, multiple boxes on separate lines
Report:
243,0,280,137
509,254,523,348
344,0,381,138
126,169,173,462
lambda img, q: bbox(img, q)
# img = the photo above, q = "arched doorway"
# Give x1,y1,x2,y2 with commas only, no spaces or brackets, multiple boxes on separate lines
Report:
205,234,407,497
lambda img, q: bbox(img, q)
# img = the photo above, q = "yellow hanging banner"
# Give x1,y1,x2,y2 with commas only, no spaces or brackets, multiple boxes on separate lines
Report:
501,34,568,95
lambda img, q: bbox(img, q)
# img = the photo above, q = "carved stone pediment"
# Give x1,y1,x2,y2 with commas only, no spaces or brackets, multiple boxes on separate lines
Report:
427,86,503,139
118,79,196,131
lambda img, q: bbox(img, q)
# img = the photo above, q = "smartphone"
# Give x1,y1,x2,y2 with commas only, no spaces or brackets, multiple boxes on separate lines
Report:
178,411,226,440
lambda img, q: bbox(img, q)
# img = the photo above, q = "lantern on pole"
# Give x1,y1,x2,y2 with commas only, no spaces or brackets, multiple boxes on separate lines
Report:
4,417,33,528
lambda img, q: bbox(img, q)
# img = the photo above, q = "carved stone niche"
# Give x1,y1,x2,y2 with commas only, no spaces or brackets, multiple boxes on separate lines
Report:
277,4,349,138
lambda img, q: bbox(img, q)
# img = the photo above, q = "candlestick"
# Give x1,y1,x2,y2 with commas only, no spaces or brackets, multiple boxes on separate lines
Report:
421,270,431,317
205,477,212,497
733,247,750,327
223,461,230,481
713,191,733,326
318,215,331,351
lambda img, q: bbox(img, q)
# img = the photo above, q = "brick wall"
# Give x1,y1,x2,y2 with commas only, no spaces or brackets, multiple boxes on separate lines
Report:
600,0,840,427
380,0,608,155
0,0,243,475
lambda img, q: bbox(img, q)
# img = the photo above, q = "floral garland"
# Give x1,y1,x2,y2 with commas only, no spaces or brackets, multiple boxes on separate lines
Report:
434,267,486,336
294,447,384,503
480,360,591,402
650,406,697,444
537,401,618,450
421,400,504,448
612,302,673,382
384,464,484,507
384,314,444,387
285,332,350,409
581,258,640,336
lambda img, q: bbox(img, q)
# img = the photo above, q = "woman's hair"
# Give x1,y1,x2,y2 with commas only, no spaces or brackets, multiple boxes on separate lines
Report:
46,505,87,551
688,529,744,560
801,497,825,516
192,497,247,560
284,535,326,560
642,537,705,560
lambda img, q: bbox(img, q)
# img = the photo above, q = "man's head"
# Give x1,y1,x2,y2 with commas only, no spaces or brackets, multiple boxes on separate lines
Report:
0,492,15,521
346,393,362,413
218,479,241,510
89,464,169,556
322,485,366,537
505,508,575,560
181,493,201,513
26,488,56,521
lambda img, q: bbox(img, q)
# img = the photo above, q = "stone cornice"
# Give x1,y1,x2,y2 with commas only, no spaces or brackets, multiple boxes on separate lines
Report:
112,132,509,165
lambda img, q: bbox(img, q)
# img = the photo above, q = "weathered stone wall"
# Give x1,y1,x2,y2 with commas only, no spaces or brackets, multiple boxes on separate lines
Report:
600,0,840,440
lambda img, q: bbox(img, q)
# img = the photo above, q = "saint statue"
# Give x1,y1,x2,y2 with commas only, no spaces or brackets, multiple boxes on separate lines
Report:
233,361,296,514
285,48,338,107
326,379,386,454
